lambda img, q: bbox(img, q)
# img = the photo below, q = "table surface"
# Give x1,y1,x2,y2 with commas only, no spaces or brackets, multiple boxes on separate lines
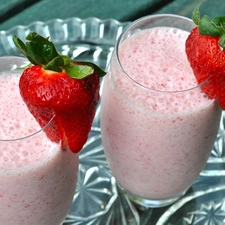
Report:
1,0,225,225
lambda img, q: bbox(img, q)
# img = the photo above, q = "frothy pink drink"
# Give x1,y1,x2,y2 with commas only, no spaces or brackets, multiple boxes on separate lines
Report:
100,18,222,207
0,57,78,225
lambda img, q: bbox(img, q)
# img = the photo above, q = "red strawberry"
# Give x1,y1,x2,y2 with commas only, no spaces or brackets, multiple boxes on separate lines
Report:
185,4,225,108
13,32,106,153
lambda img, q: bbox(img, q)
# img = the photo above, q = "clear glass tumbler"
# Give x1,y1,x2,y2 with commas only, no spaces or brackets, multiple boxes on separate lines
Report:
100,15,222,208
0,56,79,224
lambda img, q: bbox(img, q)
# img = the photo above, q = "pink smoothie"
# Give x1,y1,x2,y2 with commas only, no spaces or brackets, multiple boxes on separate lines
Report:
0,60,78,225
100,27,222,201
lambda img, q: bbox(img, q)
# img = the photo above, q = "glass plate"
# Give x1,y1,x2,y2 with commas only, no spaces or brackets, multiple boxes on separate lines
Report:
1,17,225,225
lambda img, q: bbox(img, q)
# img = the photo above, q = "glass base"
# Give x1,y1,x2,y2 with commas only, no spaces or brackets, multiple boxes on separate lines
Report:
117,183,187,208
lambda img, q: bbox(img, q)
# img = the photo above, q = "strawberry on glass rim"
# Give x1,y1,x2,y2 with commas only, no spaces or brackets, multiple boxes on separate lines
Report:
186,4,225,109
12,32,106,153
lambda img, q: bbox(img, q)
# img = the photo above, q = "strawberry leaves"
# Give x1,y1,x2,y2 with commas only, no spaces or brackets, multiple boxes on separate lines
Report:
12,31,104,153
192,4,225,50
13,32,59,65
64,64,94,79
43,56,65,72
12,32,106,79
186,5,225,109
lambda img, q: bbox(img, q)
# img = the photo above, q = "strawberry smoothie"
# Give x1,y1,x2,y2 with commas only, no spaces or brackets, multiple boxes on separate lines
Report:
100,15,222,207
0,57,78,225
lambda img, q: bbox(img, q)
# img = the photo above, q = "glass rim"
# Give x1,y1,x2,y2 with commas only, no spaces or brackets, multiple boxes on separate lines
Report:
114,13,208,94
0,55,55,142
0,116,55,142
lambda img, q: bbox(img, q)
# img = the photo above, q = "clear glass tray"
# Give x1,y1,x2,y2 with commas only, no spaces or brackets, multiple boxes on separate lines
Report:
1,17,225,225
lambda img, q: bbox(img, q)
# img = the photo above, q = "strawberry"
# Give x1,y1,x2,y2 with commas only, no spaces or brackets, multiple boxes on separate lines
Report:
12,32,106,153
185,4,225,108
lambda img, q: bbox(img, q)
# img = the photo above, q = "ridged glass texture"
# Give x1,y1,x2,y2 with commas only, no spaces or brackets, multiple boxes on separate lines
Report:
1,17,225,225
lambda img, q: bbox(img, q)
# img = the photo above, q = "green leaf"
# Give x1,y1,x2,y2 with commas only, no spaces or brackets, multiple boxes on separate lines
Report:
12,35,28,57
65,65,94,79
212,16,225,36
82,62,106,77
219,34,225,50
61,55,71,66
43,56,64,72
12,32,106,78
212,16,225,27
25,32,59,65
17,63,32,70
192,4,201,25
199,15,221,36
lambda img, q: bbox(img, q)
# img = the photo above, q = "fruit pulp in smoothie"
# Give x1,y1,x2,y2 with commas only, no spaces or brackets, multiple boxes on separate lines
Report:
0,70,78,225
100,27,222,200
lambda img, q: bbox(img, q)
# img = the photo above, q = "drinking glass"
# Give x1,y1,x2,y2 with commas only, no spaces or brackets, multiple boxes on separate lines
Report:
0,56,79,225
100,15,222,208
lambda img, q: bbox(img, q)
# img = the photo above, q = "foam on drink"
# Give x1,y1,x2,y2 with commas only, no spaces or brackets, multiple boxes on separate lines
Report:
0,72,57,169
115,27,211,114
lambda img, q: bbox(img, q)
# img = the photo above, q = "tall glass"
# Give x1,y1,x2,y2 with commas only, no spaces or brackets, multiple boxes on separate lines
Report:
100,15,222,208
0,56,79,225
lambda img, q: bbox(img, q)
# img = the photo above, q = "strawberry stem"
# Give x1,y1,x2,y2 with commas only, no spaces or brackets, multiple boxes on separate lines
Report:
12,32,106,78
192,4,225,50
